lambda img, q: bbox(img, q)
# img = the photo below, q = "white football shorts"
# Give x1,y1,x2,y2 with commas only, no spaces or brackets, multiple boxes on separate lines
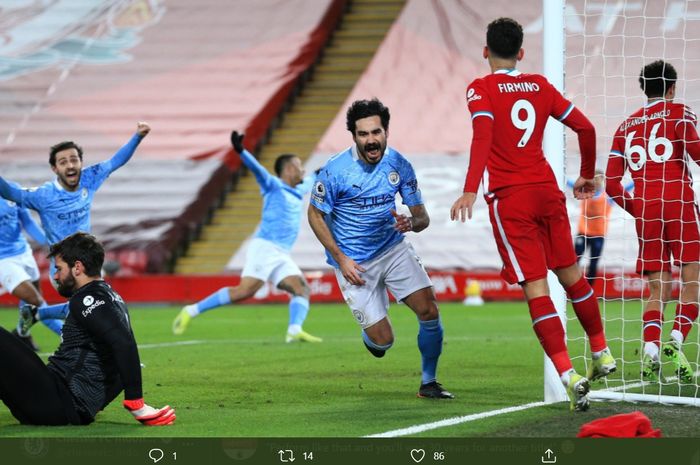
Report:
0,247,40,294
334,240,433,329
242,238,302,286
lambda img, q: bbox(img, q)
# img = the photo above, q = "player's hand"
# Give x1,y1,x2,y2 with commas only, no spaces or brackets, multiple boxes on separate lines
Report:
573,176,595,200
390,209,413,233
450,192,477,222
230,131,245,153
338,255,366,286
123,398,176,426
136,122,151,137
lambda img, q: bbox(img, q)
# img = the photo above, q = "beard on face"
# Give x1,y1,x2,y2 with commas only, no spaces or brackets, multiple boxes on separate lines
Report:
359,142,384,164
60,170,81,188
56,273,76,298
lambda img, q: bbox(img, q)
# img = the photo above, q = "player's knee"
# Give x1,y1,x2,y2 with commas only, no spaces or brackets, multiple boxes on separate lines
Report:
292,282,310,299
415,302,439,321
365,332,394,349
236,285,257,300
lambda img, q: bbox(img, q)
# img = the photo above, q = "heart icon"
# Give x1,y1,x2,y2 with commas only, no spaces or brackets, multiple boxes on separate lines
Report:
410,449,425,463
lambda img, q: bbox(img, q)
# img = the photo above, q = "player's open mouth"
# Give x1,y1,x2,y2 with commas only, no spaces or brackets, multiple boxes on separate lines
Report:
365,144,381,159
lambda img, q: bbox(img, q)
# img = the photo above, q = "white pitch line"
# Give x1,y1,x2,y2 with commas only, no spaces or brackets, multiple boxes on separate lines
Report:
364,401,547,438
138,340,206,349
37,339,208,356
367,373,699,438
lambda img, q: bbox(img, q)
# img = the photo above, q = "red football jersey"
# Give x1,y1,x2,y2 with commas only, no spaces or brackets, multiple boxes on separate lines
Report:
608,100,698,201
464,69,595,194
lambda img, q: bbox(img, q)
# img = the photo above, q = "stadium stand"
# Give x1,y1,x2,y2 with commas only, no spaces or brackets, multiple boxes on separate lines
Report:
177,0,407,273
229,0,542,273
0,0,346,274
229,0,700,281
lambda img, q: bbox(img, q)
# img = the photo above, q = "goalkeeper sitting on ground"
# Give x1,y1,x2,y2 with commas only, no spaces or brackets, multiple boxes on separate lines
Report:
1,232,175,426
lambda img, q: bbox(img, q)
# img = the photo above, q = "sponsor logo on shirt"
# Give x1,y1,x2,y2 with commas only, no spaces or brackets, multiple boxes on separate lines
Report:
83,295,94,306
388,171,400,185
467,88,481,103
82,298,105,317
350,193,395,209
57,203,90,221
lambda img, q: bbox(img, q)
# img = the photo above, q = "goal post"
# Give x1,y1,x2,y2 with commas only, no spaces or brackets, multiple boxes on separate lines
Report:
544,0,700,406
542,0,569,403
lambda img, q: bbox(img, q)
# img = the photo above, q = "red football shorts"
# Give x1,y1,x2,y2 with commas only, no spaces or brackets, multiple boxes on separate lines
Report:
487,185,577,284
635,198,700,274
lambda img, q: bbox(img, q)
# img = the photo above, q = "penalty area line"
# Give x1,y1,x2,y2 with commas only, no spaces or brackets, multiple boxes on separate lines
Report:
364,401,547,438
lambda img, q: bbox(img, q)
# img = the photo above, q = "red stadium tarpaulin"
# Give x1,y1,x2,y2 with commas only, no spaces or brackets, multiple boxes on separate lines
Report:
0,0,346,274
0,271,657,306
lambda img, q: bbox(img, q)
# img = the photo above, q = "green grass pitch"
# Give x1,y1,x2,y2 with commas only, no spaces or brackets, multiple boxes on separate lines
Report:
0,301,697,437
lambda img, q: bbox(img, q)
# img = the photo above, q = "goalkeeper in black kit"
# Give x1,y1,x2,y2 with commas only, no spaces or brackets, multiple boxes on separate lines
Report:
0,232,175,426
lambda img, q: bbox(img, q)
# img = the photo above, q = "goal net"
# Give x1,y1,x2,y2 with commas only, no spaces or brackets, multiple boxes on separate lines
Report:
562,0,700,405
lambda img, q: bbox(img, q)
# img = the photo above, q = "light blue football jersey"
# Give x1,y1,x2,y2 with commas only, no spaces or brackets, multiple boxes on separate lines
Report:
0,134,143,244
310,145,422,267
240,149,314,251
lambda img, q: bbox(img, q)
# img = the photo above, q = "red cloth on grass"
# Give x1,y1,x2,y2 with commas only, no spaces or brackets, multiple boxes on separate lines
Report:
577,411,662,438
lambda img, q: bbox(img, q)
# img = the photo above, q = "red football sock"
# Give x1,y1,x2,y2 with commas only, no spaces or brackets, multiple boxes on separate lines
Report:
528,296,572,375
642,309,663,346
673,303,699,342
566,277,607,352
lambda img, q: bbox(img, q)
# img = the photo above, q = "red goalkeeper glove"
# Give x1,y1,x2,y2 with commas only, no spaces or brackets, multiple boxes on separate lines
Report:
123,398,176,426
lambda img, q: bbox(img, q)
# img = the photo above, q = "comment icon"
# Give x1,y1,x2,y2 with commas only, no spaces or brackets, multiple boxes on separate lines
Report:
148,448,164,463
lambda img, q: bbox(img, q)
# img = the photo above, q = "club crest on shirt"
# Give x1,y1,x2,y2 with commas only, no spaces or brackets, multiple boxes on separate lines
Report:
352,309,365,324
81,188,88,199
388,171,400,186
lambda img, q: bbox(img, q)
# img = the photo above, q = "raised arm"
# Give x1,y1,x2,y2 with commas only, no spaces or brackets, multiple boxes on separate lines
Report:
0,177,25,204
100,122,150,173
230,131,276,190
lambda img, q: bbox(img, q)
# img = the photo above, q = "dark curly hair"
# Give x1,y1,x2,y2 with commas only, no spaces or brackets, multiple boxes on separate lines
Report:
48,232,104,278
486,17,523,59
639,60,677,98
49,141,83,167
346,98,390,134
